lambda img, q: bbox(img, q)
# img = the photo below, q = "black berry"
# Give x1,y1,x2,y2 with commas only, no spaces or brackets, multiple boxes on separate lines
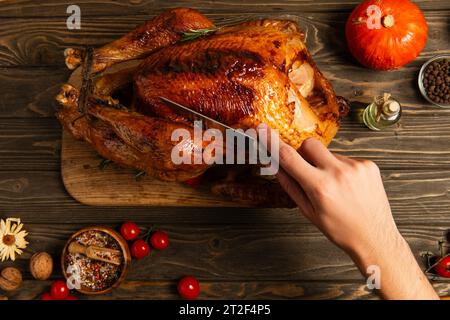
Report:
422,58,450,105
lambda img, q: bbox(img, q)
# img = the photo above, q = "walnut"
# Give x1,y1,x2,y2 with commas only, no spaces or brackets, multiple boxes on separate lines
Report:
29,252,53,280
0,267,22,291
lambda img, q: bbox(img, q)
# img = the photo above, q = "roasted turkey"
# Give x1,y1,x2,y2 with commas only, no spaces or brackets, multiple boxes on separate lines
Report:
56,8,348,207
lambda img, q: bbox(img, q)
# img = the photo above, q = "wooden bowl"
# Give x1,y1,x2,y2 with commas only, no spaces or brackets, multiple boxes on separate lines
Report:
61,226,131,295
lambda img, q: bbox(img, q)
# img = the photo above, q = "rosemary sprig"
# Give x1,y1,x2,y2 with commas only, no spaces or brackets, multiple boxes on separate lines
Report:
424,252,450,275
99,158,112,170
181,27,219,42
142,226,154,242
421,239,450,276
135,170,146,181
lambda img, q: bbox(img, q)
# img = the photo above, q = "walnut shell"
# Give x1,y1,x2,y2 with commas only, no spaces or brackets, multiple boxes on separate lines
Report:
0,267,22,291
29,252,53,280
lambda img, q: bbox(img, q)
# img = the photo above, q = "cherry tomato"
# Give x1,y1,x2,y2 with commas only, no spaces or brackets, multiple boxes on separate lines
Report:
50,280,69,300
434,256,450,278
120,221,140,241
150,231,169,250
40,292,53,300
131,239,150,259
177,276,200,300
184,175,203,188
65,295,78,300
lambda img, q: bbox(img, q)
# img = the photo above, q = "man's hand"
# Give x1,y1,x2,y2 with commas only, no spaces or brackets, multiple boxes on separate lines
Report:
258,124,438,300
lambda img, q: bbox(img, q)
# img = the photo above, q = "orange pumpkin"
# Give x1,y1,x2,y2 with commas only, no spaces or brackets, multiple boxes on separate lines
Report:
346,0,428,70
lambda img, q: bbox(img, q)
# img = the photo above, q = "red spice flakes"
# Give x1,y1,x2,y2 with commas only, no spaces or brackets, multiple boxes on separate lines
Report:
65,230,123,291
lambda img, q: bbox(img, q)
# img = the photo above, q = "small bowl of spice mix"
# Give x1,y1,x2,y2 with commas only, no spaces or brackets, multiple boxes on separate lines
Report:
418,55,450,108
62,226,131,295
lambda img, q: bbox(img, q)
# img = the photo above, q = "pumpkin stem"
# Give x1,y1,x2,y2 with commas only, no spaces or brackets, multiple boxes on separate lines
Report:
381,15,395,28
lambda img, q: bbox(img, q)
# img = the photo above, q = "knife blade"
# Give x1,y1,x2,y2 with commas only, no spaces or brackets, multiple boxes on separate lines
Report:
159,96,256,143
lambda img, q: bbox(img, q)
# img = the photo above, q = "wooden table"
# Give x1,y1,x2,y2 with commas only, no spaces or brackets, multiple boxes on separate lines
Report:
0,0,449,300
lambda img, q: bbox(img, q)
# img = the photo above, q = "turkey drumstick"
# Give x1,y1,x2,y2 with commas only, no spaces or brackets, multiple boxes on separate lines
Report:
65,8,214,74
56,84,214,181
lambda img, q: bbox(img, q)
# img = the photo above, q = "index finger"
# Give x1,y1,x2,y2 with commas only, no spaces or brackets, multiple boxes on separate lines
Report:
299,138,339,169
257,124,319,190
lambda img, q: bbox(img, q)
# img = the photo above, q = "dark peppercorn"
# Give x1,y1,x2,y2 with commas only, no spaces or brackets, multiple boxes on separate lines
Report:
422,58,450,105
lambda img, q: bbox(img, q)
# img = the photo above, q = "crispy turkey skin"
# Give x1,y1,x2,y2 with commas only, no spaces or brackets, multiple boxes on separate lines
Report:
134,19,346,149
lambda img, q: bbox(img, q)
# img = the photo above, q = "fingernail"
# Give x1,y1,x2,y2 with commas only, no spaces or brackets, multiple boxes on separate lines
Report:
257,123,268,131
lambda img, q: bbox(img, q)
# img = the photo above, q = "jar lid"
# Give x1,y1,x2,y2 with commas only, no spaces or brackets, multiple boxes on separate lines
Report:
382,100,400,116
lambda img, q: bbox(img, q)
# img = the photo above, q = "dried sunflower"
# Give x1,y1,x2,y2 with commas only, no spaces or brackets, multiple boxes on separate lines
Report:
0,218,29,261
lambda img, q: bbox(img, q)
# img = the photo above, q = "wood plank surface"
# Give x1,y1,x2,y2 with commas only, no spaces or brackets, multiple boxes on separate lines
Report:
0,68,68,117
6,279,450,300
0,223,447,282
0,12,447,68
0,280,381,300
2,169,450,224
0,0,448,18
1,223,449,300
81,280,378,300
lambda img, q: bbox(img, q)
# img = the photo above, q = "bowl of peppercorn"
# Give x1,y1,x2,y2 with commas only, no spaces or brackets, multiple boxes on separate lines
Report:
418,55,450,108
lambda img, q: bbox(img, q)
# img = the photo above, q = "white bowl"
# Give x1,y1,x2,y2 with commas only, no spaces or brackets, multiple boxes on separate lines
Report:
418,54,450,108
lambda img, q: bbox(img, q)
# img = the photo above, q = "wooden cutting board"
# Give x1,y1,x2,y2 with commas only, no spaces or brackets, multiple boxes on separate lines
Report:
60,14,307,207
60,62,249,207
61,133,247,207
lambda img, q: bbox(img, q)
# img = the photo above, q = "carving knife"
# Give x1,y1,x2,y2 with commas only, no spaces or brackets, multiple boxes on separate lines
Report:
159,97,256,143
159,97,275,173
